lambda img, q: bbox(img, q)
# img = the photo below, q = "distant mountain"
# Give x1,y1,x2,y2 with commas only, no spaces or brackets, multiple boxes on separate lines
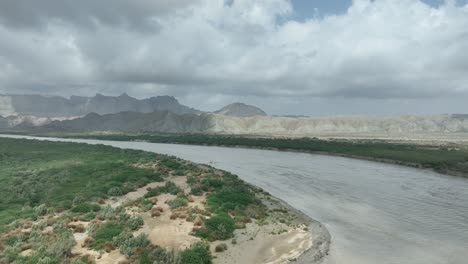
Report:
0,93,200,117
42,111,213,133
17,111,468,136
214,103,267,117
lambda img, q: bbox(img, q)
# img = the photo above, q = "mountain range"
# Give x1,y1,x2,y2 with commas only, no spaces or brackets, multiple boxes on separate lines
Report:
0,93,199,117
1,93,468,138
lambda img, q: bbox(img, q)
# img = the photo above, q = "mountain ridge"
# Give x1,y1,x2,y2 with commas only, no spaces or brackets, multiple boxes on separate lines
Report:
0,93,200,117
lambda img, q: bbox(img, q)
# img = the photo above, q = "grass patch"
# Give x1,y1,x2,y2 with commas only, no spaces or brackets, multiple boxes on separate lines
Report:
90,221,124,250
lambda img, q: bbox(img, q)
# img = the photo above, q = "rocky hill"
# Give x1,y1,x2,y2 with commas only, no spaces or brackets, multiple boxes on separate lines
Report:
42,111,214,133
0,93,199,117
20,112,468,137
214,103,267,117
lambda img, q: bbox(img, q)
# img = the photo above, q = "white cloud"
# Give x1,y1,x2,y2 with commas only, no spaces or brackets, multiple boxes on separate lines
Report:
0,0,468,114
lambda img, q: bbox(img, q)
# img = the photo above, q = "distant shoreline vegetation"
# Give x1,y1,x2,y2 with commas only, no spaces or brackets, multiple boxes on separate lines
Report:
12,132,468,178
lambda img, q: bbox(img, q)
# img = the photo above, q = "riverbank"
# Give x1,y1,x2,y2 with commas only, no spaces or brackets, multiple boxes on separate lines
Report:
16,132,468,179
0,136,330,264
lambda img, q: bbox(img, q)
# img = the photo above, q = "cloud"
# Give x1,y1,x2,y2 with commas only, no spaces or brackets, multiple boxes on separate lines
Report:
0,0,468,113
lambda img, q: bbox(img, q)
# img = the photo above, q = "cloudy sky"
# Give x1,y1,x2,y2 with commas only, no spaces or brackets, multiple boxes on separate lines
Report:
1,0,468,116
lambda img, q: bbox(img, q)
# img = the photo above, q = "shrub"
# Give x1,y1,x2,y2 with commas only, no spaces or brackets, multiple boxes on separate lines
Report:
99,205,117,220
46,231,76,259
194,213,235,241
190,186,204,196
168,197,188,209
178,242,212,264
0,246,20,263
207,186,255,212
174,169,185,176
107,187,123,196
160,158,183,170
117,233,150,257
127,215,144,231
90,222,124,250
34,204,48,216
144,181,182,198
215,243,228,252
135,247,175,264
71,203,101,213
139,199,154,212
83,212,96,222
201,177,223,191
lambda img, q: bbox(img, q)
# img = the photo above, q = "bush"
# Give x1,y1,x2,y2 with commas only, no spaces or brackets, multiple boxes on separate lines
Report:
178,242,212,264
83,212,96,222
71,203,101,213
190,186,204,196
117,233,150,257
107,187,123,196
99,205,117,220
34,204,48,216
168,197,188,209
208,186,255,212
201,177,223,191
194,213,235,241
127,215,144,231
138,199,154,212
46,233,76,259
215,243,228,252
144,181,182,198
90,222,124,249
160,158,183,170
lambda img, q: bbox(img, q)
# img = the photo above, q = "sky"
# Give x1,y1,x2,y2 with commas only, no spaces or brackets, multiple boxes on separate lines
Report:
0,0,468,116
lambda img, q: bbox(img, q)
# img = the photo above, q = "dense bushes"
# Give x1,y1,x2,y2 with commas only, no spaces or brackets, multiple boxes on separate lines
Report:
0,138,169,228
144,181,182,198
168,197,188,209
178,242,212,264
114,233,150,257
194,213,235,241
89,221,124,249
71,203,101,213
207,185,255,212
127,215,144,231
0,226,76,264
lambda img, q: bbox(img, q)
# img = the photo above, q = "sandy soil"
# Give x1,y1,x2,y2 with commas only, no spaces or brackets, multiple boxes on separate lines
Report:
106,181,166,208
36,168,327,264
213,223,312,264
136,192,201,250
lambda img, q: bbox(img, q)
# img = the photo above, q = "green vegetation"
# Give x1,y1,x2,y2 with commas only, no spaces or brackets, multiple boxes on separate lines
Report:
178,242,212,264
188,170,267,241
89,221,125,249
194,213,235,241
0,219,77,264
0,137,165,230
144,181,183,198
0,137,219,263
70,203,101,213
40,133,468,176
168,197,189,209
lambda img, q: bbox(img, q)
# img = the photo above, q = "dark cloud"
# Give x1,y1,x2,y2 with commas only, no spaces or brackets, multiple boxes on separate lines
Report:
0,0,196,30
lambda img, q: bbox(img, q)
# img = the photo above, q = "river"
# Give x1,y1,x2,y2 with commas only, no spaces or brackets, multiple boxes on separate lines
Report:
2,134,468,264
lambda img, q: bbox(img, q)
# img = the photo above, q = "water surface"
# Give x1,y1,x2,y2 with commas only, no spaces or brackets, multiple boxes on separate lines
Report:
2,135,468,264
